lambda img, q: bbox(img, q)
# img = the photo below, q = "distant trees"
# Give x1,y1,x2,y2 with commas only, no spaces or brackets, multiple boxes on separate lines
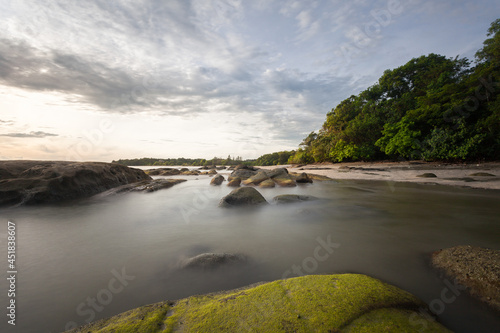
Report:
254,151,295,166
288,18,500,163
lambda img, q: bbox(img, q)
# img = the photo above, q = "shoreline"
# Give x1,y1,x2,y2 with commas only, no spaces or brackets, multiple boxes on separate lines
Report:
259,161,500,190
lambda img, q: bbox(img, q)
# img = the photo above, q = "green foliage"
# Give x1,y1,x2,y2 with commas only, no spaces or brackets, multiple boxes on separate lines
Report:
254,151,295,166
288,18,500,163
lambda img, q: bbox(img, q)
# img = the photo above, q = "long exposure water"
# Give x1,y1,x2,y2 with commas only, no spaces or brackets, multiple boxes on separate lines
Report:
1,170,499,332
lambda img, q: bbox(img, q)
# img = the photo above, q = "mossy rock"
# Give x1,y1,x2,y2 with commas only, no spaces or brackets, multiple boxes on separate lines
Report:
259,179,276,188
66,274,451,333
219,187,268,207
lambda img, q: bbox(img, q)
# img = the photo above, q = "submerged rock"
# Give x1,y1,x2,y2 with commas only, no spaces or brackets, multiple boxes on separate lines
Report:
219,187,268,207
67,274,451,333
0,161,151,206
273,194,319,204
180,253,247,269
210,174,225,186
431,245,500,312
469,172,496,177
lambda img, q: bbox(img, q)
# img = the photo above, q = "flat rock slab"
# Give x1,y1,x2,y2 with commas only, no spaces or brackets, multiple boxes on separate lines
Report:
273,194,320,204
0,161,151,206
431,245,500,312
113,179,187,194
67,274,451,333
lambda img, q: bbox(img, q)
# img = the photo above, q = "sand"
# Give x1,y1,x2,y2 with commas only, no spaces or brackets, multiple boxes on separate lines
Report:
259,161,500,190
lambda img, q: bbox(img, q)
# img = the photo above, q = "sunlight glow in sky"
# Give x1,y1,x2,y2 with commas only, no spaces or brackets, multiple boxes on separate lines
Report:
0,0,498,161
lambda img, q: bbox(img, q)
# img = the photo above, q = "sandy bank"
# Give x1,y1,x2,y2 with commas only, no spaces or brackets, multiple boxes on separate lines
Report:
259,161,500,190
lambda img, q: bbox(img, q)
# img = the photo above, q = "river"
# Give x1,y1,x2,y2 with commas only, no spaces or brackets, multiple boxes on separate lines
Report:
1,170,499,332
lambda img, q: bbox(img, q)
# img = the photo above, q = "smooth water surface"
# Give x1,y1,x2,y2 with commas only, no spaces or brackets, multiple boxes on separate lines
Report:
1,172,499,332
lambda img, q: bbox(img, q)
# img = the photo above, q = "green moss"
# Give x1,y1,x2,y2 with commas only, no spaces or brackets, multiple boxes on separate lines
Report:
69,274,452,333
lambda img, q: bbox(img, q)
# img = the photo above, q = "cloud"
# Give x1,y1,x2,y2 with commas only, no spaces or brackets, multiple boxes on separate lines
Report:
1,131,59,138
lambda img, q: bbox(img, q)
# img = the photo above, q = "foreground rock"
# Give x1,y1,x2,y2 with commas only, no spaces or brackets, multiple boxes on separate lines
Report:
180,253,247,269
295,172,313,183
210,174,225,185
219,187,268,207
66,274,451,333
431,245,500,312
273,194,320,204
0,161,150,206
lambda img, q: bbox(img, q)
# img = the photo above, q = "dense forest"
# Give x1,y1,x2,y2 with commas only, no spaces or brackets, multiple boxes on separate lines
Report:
113,156,250,167
287,18,499,164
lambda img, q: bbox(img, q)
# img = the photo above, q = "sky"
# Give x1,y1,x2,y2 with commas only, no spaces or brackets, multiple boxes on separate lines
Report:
0,0,498,162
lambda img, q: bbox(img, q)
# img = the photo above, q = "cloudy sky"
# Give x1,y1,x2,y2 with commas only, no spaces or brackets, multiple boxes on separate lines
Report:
0,0,498,161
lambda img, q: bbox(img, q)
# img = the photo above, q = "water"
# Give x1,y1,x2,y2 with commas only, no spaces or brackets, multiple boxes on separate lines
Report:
1,173,499,333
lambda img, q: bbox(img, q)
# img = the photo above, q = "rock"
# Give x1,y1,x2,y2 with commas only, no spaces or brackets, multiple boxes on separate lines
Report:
210,174,225,186
181,170,200,176
180,253,247,269
469,172,496,177
273,194,319,204
111,179,187,194
216,166,227,170
234,164,257,171
180,168,190,172
431,245,500,312
295,172,313,184
67,274,451,333
208,169,218,175
417,173,437,178
227,177,241,187
265,167,288,179
0,161,151,206
145,168,181,176
273,173,297,187
259,179,276,188
242,170,270,185
219,187,268,207
290,172,332,181
230,169,258,180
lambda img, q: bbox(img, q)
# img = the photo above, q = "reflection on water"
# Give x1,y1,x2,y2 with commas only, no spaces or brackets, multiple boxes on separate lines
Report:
1,174,499,333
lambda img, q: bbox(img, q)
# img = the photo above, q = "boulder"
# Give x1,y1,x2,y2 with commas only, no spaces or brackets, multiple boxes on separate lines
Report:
259,179,276,188
0,161,151,206
469,172,496,177
431,245,500,312
219,187,268,207
295,172,313,184
230,169,258,180
111,179,187,194
273,173,297,187
227,177,241,187
67,274,451,333
242,170,270,185
234,164,257,171
265,167,289,179
208,169,218,175
180,253,247,269
273,194,319,204
210,174,225,186
181,170,200,176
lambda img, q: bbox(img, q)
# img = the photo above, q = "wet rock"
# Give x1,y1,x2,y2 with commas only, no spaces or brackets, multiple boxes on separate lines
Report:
273,194,319,204
227,177,241,187
181,170,200,176
230,169,258,180
242,170,270,185
265,168,289,179
180,253,247,269
0,161,151,206
431,245,500,312
272,173,297,187
295,172,313,184
207,169,218,175
469,172,496,177
119,179,187,193
210,174,225,186
219,187,268,207
259,179,276,188
416,173,437,178
145,168,181,176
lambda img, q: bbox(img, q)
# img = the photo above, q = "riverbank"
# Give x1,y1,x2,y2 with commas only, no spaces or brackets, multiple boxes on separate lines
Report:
259,161,500,190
